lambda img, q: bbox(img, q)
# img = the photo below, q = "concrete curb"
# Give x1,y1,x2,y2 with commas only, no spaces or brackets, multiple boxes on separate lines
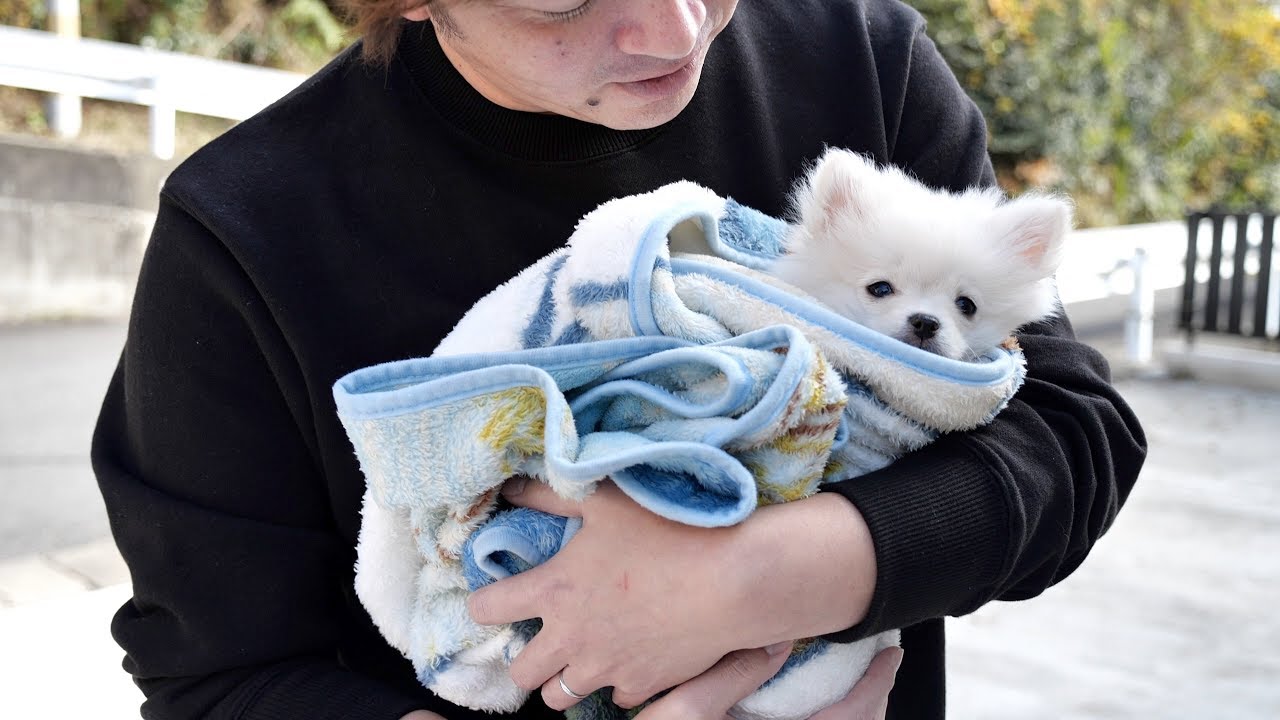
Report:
1162,338,1280,392
0,537,129,608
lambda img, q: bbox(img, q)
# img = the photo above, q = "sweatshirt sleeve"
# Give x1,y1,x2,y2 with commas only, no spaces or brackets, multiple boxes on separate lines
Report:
819,21,1147,642
91,196,428,719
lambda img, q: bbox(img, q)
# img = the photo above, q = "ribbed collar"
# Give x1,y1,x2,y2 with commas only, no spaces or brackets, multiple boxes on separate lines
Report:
396,21,665,163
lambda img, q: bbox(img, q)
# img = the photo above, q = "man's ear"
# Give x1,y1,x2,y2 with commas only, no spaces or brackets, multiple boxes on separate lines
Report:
403,4,432,21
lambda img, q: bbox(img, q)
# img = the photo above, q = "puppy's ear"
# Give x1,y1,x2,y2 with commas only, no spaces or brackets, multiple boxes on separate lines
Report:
990,194,1072,277
796,148,876,231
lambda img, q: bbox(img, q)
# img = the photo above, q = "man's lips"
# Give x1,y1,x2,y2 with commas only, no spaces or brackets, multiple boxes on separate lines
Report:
622,60,694,84
611,59,698,100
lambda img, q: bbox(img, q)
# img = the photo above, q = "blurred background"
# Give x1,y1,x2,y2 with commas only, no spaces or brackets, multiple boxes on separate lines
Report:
0,1,1277,718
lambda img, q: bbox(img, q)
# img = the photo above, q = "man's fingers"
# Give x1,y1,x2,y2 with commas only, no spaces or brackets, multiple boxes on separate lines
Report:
506,632,571,693
538,667,598,711
501,475,585,517
631,643,792,719
467,567,544,626
855,646,903,699
471,475,589,626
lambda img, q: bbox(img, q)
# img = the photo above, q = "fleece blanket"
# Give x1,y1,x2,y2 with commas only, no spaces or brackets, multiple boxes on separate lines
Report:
332,182,1028,720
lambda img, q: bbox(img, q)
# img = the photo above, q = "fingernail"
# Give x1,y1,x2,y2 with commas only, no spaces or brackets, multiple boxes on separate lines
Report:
888,647,904,672
504,476,528,497
765,641,792,656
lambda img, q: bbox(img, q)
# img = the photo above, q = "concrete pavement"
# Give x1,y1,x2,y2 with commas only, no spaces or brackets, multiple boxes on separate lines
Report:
2,319,1278,719
0,320,123,559
0,319,140,718
947,377,1280,719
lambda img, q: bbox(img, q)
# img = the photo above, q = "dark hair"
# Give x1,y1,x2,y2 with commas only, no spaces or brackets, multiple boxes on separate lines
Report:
342,0,436,67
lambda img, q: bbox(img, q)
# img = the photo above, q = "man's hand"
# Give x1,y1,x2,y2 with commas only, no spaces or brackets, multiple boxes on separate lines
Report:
467,479,744,709
467,476,878,710
634,645,904,720
394,646,900,720
394,645,896,717
634,642,793,719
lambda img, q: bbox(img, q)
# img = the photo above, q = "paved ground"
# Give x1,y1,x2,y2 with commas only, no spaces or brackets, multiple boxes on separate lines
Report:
0,320,139,717
947,377,1280,719
0,320,122,560
1,318,1277,719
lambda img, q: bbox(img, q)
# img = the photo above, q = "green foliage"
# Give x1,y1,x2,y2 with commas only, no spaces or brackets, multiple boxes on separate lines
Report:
0,0,45,28
213,0,350,68
1,0,351,72
911,0,1060,163
915,0,1280,226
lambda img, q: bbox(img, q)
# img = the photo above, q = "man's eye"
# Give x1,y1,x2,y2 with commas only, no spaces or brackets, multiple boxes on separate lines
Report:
955,296,977,316
866,281,894,298
538,0,595,22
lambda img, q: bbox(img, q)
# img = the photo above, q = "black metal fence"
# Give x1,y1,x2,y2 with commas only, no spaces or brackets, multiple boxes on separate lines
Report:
1180,210,1278,342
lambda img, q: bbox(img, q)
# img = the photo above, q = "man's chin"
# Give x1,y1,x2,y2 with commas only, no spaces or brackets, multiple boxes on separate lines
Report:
593,80,701,130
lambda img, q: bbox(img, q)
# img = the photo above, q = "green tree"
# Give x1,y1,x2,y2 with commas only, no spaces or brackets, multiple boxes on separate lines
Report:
1,0,350,72
910,0,1066,173
916,0,1280,226
0,0,44,28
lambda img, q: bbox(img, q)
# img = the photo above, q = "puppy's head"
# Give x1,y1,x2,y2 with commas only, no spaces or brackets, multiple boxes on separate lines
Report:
774,149,1071,360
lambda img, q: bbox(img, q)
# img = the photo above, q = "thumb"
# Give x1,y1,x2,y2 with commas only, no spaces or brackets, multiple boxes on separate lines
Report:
633,644,792,720
501,475,585,517
855,646,903,699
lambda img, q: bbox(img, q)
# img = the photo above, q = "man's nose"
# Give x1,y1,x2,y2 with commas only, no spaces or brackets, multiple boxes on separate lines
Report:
616,0,705,60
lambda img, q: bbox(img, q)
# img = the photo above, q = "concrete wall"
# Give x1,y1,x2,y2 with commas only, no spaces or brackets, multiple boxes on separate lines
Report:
0,134,175,323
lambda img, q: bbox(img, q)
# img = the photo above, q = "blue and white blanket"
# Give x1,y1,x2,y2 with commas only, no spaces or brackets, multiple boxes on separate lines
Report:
332,182,1027,720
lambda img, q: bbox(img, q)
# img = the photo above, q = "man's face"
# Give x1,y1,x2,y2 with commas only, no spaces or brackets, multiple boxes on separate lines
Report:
407,0,739,130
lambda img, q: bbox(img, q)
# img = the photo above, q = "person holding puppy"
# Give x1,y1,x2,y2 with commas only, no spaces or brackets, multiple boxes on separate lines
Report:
91,1,1146,719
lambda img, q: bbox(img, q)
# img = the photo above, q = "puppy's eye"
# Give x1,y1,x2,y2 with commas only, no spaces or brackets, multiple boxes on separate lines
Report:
955,296,977,316
867,281,895,298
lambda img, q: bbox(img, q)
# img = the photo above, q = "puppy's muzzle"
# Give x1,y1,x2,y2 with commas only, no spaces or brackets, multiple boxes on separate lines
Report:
909,313,941,341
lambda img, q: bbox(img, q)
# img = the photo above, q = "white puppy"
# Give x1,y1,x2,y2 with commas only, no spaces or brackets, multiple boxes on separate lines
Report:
772,148,1071,360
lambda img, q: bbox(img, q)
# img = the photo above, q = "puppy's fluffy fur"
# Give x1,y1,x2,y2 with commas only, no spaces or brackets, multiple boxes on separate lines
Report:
772,148,1071,360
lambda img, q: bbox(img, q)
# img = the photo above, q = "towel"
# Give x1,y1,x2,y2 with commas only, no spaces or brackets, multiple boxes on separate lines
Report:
332,181,1027,720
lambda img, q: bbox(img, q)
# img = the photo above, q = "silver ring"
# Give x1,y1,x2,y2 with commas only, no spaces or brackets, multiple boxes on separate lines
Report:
558,672,589,700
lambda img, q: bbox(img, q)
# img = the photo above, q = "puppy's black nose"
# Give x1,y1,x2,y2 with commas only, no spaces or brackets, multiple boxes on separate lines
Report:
909,313,940,340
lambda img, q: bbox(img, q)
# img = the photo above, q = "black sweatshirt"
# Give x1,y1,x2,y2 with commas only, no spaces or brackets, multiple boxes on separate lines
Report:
91,1,1146,718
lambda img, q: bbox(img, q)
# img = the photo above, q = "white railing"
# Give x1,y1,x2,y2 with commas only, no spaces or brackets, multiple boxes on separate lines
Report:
0,24,307,159
1058,222,1187,365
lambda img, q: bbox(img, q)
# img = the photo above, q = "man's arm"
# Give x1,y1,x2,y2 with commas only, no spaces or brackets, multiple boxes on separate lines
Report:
92,196,428,719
